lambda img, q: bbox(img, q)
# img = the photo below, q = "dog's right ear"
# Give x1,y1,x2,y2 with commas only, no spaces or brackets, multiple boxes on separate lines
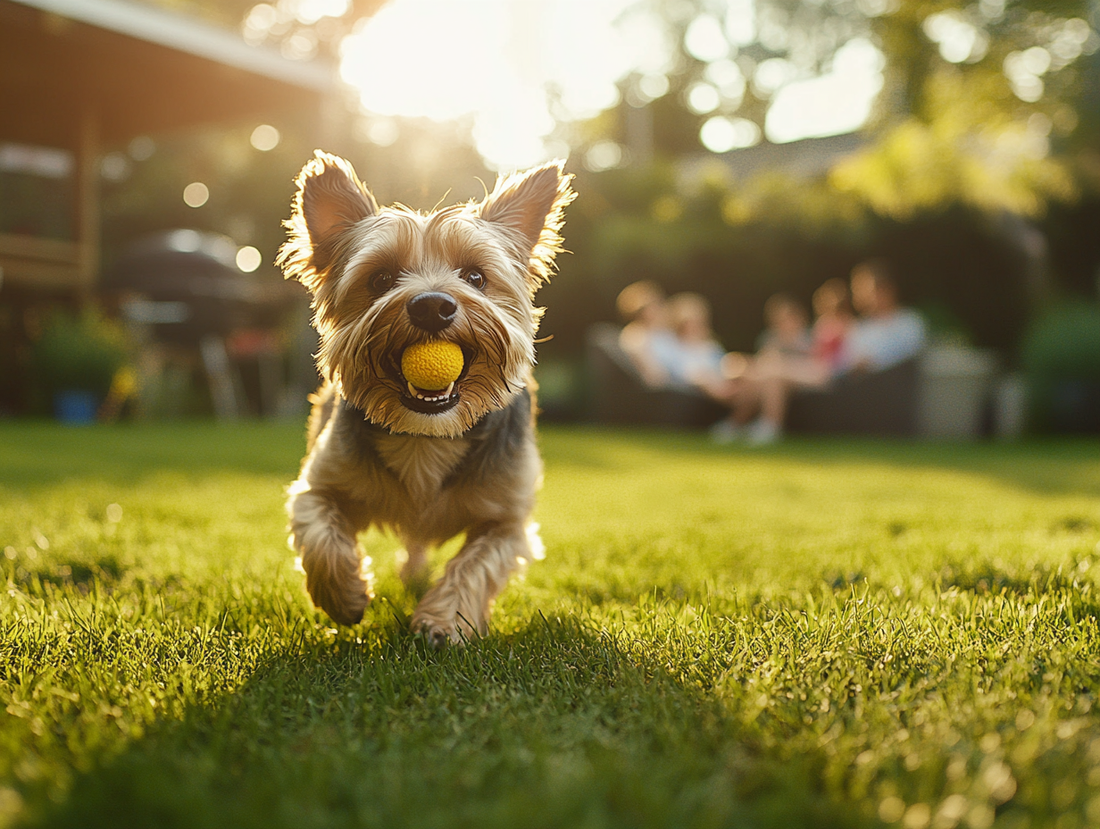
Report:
278,151,377,289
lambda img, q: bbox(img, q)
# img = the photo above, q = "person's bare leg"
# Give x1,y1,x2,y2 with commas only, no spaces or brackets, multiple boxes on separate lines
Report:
743,376,788,445
730,378,761,424
759,376,791,427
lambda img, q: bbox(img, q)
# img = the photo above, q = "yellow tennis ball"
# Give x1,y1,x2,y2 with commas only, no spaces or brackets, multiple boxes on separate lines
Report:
401,341,464,391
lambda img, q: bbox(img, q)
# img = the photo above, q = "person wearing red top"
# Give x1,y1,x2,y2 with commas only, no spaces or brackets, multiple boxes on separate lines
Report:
810,278,854,371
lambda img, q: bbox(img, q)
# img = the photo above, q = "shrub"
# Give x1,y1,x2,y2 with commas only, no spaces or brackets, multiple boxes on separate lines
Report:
1020,300,1100,432
32,309,129,400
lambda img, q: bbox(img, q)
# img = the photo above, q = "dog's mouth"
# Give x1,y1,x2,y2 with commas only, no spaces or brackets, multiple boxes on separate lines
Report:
386,345,474,415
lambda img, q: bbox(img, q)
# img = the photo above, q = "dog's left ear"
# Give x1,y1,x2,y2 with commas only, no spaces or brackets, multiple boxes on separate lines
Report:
480,161,576,290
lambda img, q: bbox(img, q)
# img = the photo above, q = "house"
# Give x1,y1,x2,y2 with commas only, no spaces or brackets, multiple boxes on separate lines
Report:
0,0,340,414
0,0,336,299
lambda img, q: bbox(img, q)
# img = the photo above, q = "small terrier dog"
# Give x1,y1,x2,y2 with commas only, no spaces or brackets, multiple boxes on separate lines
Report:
278,151,574,645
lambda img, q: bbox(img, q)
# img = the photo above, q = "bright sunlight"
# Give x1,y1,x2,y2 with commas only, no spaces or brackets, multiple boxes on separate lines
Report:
337,0,884,169
340,0,649,170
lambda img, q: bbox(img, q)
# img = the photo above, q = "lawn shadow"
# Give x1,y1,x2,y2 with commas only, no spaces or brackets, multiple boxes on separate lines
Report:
542,425,1100,496
738,435,1100,497
4,423,1098,498
22,614,874,829
0,421,304,490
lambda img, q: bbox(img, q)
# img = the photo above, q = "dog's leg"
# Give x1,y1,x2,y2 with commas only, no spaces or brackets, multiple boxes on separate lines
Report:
288,488,372,625
410,522,527,646
399,540,430,587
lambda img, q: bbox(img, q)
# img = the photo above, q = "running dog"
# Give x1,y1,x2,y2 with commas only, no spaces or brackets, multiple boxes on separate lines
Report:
278,151,574,645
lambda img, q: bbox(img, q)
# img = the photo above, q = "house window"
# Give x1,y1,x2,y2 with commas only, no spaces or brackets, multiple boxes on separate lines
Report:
0,142,75,241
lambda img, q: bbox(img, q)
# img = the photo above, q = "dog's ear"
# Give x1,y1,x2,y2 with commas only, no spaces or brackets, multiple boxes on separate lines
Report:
479,161,576,290
279,151,378,288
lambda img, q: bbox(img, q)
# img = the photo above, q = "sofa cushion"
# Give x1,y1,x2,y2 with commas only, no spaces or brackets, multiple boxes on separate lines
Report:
785,358,921,436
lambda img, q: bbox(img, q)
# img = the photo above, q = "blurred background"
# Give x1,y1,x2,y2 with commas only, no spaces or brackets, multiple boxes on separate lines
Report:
1,0,1098,434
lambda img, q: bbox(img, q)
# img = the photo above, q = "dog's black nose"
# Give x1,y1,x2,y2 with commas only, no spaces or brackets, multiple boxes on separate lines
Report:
406,292,458,332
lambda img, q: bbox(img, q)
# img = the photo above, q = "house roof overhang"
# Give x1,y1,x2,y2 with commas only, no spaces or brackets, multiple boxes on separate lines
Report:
0,0,340,294
0,0,338,148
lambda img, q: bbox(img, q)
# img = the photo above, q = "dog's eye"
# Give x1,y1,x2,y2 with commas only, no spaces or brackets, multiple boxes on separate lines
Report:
369,270,395,292
462,269,487,290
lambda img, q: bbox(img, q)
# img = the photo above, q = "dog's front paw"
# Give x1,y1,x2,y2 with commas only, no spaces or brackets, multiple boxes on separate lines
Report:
410,607,479,648
303,550,373,626
411,617,460,648
311,576,372,626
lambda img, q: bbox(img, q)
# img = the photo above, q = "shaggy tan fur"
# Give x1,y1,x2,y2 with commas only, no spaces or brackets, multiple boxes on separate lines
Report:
279,152,574,645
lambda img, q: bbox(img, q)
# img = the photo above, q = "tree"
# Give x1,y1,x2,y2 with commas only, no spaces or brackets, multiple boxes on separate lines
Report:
835,0,1096,218
576,0,1097,218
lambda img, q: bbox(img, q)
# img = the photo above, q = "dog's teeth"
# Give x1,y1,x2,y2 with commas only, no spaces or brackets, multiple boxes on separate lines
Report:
406,379,456,403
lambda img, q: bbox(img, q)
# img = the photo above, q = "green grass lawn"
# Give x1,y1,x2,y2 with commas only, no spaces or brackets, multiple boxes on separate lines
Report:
2,421,1099,829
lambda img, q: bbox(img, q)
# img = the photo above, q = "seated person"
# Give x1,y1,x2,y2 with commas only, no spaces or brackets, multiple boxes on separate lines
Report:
721,293,816,382
840,259,926,372
810,277,854,373
663,292,728,393
714,293,824,443
615,281,680,388
756,292,813,357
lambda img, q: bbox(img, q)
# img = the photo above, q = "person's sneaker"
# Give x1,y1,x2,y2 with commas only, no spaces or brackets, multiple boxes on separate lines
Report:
709,419,743,444
746,418,781,446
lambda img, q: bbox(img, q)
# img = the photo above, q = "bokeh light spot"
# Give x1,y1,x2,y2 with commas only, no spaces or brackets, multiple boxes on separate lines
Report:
183,182,209,208
684,14,729,62
250,124,280,151
236,245,263,273
585,141,623,172
700,116,761,152
128,136,155,160
687,83,721,115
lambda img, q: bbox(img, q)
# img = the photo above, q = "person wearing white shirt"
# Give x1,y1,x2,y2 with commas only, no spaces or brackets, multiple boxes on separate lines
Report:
840,260,926,373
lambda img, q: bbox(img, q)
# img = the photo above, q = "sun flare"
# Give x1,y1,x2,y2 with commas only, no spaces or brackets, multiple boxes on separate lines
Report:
339,0,642,169
337,0,884,169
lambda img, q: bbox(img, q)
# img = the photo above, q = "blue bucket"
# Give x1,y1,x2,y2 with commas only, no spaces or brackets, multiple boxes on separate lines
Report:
54,391,98,424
